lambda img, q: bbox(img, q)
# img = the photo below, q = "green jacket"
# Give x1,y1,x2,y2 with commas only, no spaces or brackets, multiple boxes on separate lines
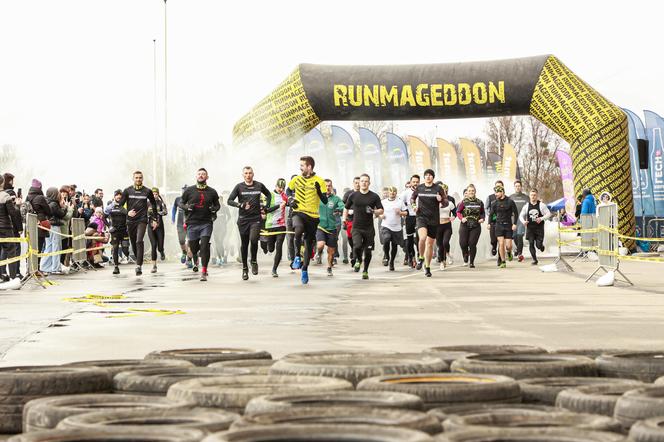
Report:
318,194,345,232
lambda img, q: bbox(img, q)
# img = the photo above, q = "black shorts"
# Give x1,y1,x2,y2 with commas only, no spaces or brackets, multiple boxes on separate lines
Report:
380,227,403,247
495,223,514,239
316,228,338,248
238,219,261,236
352,228,375,251
526,225,545,242
416,218,438,239
111,229,128,245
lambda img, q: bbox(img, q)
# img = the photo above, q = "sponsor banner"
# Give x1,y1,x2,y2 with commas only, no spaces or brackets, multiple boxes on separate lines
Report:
555,151,577,223
330,125,356,189
460,138,483,184
435,138,459,183
502,143,518,185
358,128,383,191
644,110,664,217
407,136,432,174
486,151,502,184
386,132,409,188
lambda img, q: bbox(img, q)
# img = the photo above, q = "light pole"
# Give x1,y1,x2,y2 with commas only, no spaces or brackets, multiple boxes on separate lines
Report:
152,39,157,186
163,0,168,193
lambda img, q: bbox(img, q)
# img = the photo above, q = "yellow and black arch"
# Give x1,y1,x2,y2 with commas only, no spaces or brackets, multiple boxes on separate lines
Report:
233,55,634,246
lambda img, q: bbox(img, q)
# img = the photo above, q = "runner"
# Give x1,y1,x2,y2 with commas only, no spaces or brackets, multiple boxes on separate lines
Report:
485,179,504,257
106,190,129,275
410,169,448,277
118,171,158,276
342,174,383,279
488,184,519,268
179,168,220,281
509,180,529,263
456,184,485,268
212,194,231,266
339,186,352,264
172,184,193,267
261,178,288,277
342,177,360,266
287,156,328,284
227,166,271,281
401,174,420,267
379,186,407,271
286,174,297,268
436,183,456,270
316,179,345,277
519,188,551,265
147,187,168,273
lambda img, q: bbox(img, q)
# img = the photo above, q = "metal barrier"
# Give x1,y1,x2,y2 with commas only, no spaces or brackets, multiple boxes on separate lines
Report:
586,203,632,285
71,218,86,265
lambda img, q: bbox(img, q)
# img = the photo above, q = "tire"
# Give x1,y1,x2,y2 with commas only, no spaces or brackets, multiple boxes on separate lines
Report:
145,348,272,367
208,360,275,375
451,354,596,379
597,352,664,382
425,345,547,356
7,428,206,442
518,377,642,405
114,367,249,395
427,404,558,424
269,352,447,386
357,374,521,408
167,375,353,413
421,351,477,366
629,417,664,442
231,406,442,434
245,391,424,415
203,424,434,441
442,410,622,433
551,349,632,358
57,408,239,433
22,393,191,432
614,386,664,429
63,359,194,378
556,383,648,417
433,427,626,442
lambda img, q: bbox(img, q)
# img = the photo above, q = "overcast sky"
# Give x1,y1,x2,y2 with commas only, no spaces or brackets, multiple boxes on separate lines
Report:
0,0,662,187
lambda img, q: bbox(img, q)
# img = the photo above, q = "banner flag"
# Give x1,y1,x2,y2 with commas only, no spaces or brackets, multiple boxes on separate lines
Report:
486,152,502,184
330,125,356,189
460,138,483,184
386,132,409,188
436,138,459,183
501,143,518,184
407,136,432,174
555,150,577,223
623,109,644,218
644,110,664,217
359,127,383,190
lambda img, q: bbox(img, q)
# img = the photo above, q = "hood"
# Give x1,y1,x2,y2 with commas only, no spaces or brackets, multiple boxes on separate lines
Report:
27,186,44,198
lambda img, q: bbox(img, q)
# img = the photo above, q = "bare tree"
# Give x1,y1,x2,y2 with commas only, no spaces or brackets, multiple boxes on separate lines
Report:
352,121,390,148
484,116,526,155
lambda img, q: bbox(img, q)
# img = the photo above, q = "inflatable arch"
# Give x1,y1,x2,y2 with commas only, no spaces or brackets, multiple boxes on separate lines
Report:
233,55,635,245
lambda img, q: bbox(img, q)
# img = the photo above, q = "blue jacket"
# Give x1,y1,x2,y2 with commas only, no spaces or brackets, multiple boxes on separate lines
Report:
581,194,596,215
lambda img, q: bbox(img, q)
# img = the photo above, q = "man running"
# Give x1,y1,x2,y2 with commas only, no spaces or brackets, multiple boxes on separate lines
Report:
485,179,504,257
261,178,288,277
179,168,220,281
287,156,328,284
519,188,551,265
228,166,271,281
410,169,448,277
342,174,383,279
457,184,485,268
316,179,345,277
401,174,420,268
118,171,158,276
488,185,519,268
342,177,360,266
172,184,192,267
509,180,529,262
106,190,129,275
380,186,407,271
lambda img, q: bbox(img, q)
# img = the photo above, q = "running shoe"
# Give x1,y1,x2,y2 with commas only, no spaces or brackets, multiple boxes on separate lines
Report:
403,257,409,266
333,258,337,265
416,258,424,270
539,244,545,252
389,262,395,272
491,247,497,256
160,252,166,261
447,256,454,266
151,265,157,274
301,270,309,284
186,259,193,269
242,268,249,280
439,262,446,271
200,272,208,282
292,256,302,270
180,254,186,264
353,261,361,272
518,255,525,263
507,250,513,261
314,254,322,265
342,258,349,264
382,256,388,266
327,267,333,277
251,261,258,275
350,258,356,268
531,260,539,266
113,266,120,275
135,266,142,276
272,270,278,278
192,265,199,273
500,262,506,269
362,271,369,280
496,259,502,267
469,263,476,268
425,267,432,277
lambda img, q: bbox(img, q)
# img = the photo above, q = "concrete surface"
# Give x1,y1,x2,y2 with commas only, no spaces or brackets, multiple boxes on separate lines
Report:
0,254,662,366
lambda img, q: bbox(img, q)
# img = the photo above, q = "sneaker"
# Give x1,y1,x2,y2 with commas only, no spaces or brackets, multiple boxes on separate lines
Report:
362,271,369,280
327,267,333,277
314,254,322,265
342,258,349,264
491,247,497,256
151,265,157,274
292,256,302,270
439,262,446,271
447,256,454,266
350,258,356,268
425,267,432,277
389,262,395,272
518,255,525,263
135,266,142,276
497,259,502,267
416,258,424,270
200,272,208,282
382,256,388,266
403,257,409,266
539,244,545,252
192,265,199,273
469,263,476,268
186,259,193,269
353,261,361,273
301,270,309,284
251,261,258,275
507,250,513,261
272,270,278,278
500,262,507,269
531,260,539,266
333,258,337,265
160,252,166,261
180,254,186,264
113,266,120,275
242,268,249,280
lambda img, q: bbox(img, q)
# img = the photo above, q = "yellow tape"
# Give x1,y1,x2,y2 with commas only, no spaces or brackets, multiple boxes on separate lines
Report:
38,225,74,238
33,248,74,258
316,226,335,234
559,228,599,234
0,251,30,266
260,230,294,236
0,237,27,243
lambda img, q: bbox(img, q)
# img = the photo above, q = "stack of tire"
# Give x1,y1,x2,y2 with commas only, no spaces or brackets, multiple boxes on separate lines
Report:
7,346,664,441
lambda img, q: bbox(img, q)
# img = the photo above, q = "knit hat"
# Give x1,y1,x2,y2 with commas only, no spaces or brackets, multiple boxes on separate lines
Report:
31,178,42,189
494,186,505,193
151,187,159,194
114,189,122,196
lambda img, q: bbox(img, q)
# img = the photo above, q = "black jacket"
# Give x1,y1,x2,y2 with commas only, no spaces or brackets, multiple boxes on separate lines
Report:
0,191,18,232
3,188,22,234
47,199,67,227
26,187,51,221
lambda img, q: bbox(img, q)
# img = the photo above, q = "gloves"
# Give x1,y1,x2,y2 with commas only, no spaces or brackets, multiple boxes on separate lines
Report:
314,181,321,192
184,203,194,212
365,206,374,214
287,196,298,209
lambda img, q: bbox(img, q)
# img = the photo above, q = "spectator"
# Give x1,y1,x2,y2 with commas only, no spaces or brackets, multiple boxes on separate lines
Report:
91,189,104,208
84,220,107,268
580,188,596,216
0,175,20,281
77,194,93,225
26,179,51,262
2,173,23,279
40,187,68,275
59,186,75,267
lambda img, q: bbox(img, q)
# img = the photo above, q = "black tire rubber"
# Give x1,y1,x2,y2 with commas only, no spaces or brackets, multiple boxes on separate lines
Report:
56,408,239,432
441,409,622,433
269,352,447,386
433,427,626,441
63,358,194,378
208,360,275,375
555,383,648,417
597,352,664,382
244,391,424,415
357,373,521,408
203,424,435,441
22,393,191,432
614,386,664,429
0,366,112,396
114,366,249,395
518,377,642,405
7,428,206,442
167,375,353,413
421,351,478,366
427,404,558,424
629,416,664,442
231,406,442,434
451,354,596,379
145,348,272,366
550,349,632,358
425,345,547,356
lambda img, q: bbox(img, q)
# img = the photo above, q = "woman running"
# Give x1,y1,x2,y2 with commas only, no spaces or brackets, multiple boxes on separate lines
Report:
456,184,485,268
436,183,456,270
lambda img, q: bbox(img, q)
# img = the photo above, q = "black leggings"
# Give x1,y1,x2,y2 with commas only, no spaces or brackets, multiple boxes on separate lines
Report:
381,229,399,265
404,216,418,262
189,236,212,269
127,222,148,266
293,213,318,271
111,232,130,267
238,221,261,270
261,229,286,271
459,223,481,265
148,221,165,262
436,222,453,262
528,228,545,261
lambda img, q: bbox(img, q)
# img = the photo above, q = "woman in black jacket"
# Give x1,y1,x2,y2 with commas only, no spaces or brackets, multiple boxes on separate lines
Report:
39,187,67,274
26,179,51,264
